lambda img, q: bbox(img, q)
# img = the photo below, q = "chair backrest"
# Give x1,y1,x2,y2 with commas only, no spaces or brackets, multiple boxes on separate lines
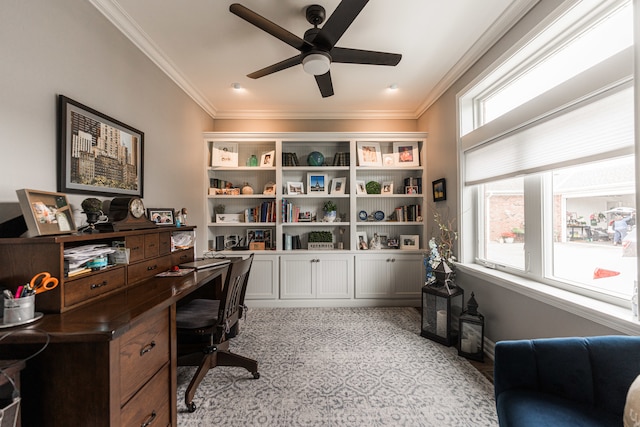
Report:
216,254,253,338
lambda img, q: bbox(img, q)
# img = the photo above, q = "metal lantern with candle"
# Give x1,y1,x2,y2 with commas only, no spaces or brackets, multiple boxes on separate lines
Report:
458,292,485,361
421,261,464,346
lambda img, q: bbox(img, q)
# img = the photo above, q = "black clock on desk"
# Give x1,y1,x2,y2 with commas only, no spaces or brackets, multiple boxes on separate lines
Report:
99,197,156,231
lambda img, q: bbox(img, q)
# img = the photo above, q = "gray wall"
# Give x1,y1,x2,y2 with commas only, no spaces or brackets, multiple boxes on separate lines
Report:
418,0,629,342
0,0,213,250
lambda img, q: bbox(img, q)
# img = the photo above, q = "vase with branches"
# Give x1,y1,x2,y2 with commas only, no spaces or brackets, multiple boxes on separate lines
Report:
424,209,458,285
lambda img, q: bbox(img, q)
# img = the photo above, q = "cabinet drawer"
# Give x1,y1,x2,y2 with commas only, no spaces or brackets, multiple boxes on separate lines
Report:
120,363,171,427
159,232,171,255
144,233,159,258
171,248,194,266
126,235,145,263
120,309,170,404
128,255,173,284
64,267,126,308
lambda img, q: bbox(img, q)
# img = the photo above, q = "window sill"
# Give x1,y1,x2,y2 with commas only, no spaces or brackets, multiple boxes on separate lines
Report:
457,263,640,335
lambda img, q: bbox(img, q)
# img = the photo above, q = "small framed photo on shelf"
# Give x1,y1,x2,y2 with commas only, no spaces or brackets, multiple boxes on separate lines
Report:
355,180,367,194
400,234,420,250
382,153,395,167
393,142,419,167
307,173,328,195
215,213,244,223
147,208,175,225
330,177,346,195
356,231,368,250
260,150,275,167
405,185,420,194
247,228,272,249
211,142,239,167
356,142,382,167
377,233,389,248
263,182,276,195
286,182,304,195
381,181,394,194
16,189,77,237
432,178,446,202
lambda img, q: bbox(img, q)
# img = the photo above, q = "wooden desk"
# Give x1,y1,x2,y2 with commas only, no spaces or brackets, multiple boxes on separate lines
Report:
0,265,228,427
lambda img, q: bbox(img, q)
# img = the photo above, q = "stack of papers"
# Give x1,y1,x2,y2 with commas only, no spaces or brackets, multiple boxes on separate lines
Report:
64,244,116,272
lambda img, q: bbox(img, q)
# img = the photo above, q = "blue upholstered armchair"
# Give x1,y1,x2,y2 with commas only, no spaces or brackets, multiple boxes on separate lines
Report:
494,336,640,426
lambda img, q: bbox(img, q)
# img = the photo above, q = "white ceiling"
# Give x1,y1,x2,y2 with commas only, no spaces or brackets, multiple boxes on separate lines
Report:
90,0,534,119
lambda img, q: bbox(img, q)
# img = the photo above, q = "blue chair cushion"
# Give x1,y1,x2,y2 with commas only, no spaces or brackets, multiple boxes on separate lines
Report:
497,390,620,427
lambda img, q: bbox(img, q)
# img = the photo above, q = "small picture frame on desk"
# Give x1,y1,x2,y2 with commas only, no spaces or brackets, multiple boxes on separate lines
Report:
16,188,77,237
147,208,175,225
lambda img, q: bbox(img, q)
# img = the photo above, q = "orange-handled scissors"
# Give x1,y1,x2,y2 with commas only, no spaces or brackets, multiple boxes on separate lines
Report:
29,272,59,294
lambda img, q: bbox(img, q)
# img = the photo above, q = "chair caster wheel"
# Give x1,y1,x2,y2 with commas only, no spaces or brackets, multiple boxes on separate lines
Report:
252,372,260,379
187,402,197,413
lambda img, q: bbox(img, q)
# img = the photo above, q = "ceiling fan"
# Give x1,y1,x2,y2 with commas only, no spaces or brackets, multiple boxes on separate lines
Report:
229,1,402,98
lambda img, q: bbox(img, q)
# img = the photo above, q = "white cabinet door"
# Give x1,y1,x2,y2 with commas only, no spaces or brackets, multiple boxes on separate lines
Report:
315,254,353,299
280,255,314,299
389,254,423,297
280,254,353,299
245,254,279,299
355,253,423,298
355,254,391,298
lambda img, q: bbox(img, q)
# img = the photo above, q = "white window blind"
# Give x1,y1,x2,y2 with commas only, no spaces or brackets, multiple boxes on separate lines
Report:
464,85,634,185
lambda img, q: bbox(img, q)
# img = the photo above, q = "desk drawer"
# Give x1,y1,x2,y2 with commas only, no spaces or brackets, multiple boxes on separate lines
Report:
126,235,145,263
120,363,171,427
144,233,159,258
128,255,173,284
172,248,194,266
64,267,126,308
120,309,170,404
159,232,171,255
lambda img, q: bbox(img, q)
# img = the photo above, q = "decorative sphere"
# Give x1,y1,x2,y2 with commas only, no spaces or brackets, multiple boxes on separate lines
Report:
307,151,325,166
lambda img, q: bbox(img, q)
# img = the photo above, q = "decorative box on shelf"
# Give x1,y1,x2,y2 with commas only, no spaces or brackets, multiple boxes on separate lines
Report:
308,242,334,250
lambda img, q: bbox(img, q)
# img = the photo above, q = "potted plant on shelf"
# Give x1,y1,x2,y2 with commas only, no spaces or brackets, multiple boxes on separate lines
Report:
308,231,334,250
322,200,337,222
80,197,104,233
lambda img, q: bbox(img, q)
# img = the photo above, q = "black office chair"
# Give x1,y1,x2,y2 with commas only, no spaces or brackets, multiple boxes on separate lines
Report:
176,254,259,412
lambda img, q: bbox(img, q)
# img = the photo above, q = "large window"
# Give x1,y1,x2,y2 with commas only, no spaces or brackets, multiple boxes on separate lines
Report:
459,0,635,307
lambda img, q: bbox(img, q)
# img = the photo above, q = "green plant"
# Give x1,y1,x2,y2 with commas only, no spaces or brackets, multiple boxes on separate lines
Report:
308,231,332,242
365,181,381,194
81,197,103,213
214,204,226,214
323,200,337,212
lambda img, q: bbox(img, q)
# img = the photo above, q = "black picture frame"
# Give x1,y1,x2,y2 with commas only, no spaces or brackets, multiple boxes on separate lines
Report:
57,95,144,197
433,178,446,202
147,208,175,225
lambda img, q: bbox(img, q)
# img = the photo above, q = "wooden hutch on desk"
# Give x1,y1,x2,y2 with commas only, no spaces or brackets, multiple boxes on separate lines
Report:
0,226,227,427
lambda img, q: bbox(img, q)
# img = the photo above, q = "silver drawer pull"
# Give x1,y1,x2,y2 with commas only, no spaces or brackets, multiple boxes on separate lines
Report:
147,265,158,271
141,410,157,427
90,281,108,290
140,340,156,356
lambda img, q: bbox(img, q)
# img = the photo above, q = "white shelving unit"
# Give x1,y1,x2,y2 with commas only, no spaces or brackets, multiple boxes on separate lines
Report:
203,132,427,306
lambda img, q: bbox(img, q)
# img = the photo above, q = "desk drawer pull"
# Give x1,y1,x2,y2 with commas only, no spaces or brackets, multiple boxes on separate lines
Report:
147,265,158,271
141,410,157,427
90,281,108,290
140,340,156,356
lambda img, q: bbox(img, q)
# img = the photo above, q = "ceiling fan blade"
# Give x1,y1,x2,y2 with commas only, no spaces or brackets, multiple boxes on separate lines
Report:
230,3,313,51
247,55,302,79
315,71,334,98
331,47,401,66
314,0,368,48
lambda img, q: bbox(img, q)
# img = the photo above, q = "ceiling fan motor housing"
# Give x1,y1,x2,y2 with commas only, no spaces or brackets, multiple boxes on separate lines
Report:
306,5,326,26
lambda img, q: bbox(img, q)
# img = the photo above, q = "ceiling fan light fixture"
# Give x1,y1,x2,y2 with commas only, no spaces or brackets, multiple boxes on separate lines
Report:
302,52,331,75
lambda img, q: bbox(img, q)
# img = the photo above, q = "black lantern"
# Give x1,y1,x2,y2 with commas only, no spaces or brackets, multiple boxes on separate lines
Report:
421,280,464,346
458,292,485,361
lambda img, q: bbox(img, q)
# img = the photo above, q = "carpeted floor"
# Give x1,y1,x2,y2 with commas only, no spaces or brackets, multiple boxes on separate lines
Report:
177,307,498,426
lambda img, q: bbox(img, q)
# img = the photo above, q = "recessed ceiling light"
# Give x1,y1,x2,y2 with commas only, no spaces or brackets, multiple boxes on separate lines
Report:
232,83,242,90
388,83,398,90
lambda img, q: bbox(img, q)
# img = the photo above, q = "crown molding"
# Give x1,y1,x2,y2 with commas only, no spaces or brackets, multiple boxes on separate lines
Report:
90,0,538,121
88,0,218,117
415,0,540,116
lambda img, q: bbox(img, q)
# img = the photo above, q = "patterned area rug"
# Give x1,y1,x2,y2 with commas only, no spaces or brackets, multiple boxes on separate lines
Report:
177,307,498,426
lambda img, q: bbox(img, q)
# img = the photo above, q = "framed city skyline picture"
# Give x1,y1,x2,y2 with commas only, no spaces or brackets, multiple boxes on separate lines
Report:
57,95,144,197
